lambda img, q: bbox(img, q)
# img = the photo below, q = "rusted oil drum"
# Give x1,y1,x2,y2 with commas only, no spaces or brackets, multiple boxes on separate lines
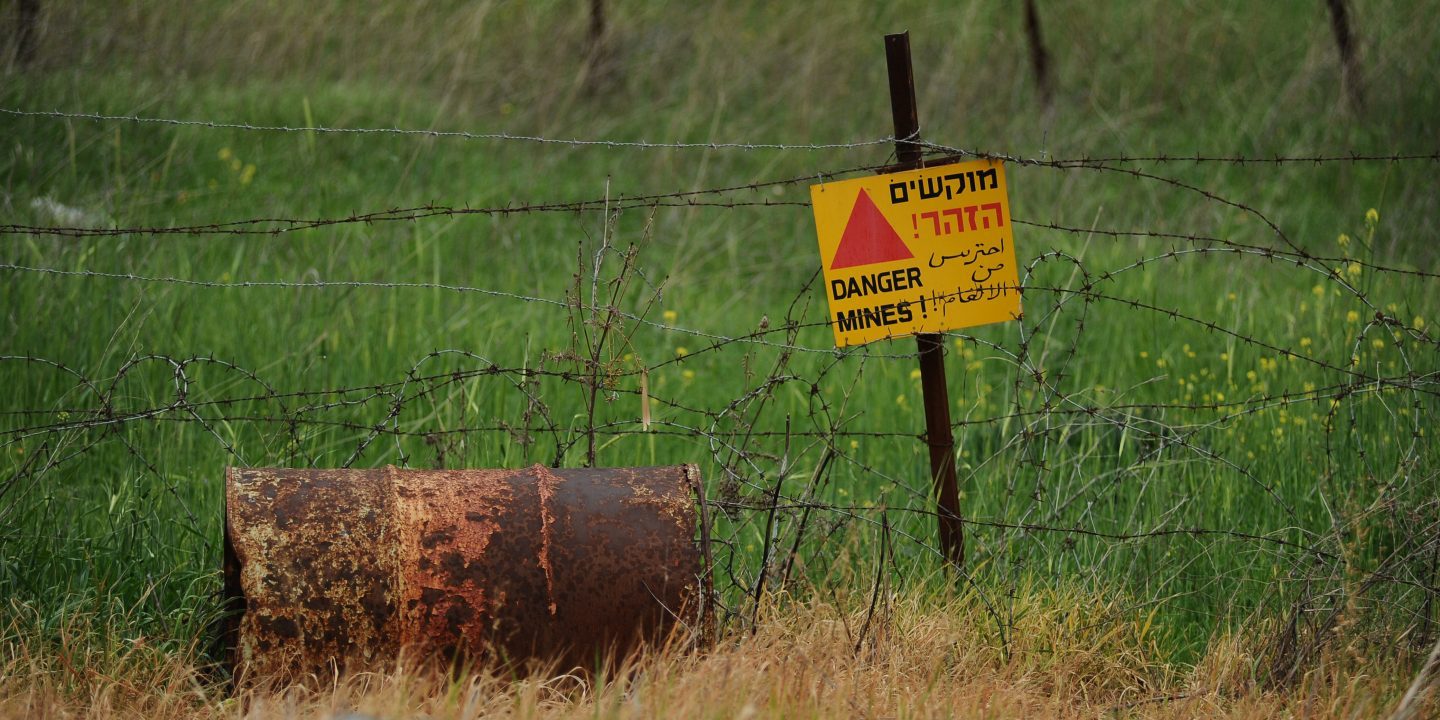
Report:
222,464,709,680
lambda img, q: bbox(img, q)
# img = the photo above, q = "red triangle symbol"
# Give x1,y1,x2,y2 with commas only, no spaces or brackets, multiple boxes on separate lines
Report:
829,189,913,270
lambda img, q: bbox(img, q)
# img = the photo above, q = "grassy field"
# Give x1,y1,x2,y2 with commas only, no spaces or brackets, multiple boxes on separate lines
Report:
3,1,1440,716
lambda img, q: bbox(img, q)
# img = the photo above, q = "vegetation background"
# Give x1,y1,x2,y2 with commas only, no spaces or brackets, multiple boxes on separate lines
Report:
2,1,1439,717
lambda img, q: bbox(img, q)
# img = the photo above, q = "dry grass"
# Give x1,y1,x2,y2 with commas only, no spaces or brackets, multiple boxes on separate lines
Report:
2,586,1427,719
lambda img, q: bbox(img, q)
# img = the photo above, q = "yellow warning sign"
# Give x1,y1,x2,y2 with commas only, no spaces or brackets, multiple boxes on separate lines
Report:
810,158,1021,347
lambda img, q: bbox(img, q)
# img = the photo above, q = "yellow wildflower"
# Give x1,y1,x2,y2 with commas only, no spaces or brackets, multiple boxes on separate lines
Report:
1365,208,1379,224
1346,310,1360,323
662,310,678,323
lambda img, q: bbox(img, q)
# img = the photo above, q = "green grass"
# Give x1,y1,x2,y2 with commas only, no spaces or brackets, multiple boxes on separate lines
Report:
2,0,1439,675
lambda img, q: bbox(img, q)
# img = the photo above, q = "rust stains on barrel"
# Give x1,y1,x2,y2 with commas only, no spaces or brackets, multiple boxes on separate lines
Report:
224,464,705,681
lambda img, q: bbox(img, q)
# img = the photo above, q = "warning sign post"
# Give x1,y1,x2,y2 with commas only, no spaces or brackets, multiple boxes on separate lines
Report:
810,158,1020,347
803,32,1020,571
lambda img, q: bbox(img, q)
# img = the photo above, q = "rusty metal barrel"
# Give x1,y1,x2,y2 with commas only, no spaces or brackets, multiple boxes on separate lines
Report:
223,464,709,680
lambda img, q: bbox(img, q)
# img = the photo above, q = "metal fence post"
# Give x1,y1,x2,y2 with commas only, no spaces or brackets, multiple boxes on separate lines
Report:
884,32,964,570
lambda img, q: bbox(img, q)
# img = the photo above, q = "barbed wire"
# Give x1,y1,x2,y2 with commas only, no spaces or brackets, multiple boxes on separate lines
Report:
5,254,1432,383
6,106,1436,168
0,107,906,151
915,143,1440,167
0,166,866,238
3,129,1437,673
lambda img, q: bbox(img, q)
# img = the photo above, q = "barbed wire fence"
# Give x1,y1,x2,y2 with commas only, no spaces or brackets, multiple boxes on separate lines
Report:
2,107,1439,681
